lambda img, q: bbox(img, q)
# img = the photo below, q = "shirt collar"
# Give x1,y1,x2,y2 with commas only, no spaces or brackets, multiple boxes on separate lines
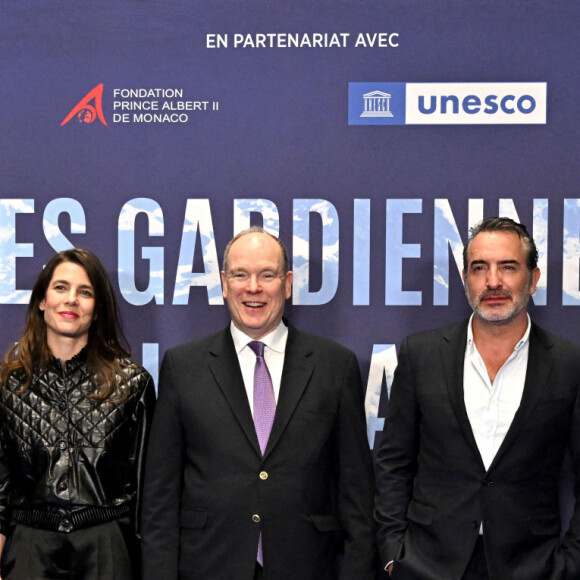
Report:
230,320,288,355
48,345,88,372
466,313,532,352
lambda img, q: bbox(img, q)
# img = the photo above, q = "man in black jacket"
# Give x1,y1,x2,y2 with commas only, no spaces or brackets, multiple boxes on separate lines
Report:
376,217,580,579
142,227,376,580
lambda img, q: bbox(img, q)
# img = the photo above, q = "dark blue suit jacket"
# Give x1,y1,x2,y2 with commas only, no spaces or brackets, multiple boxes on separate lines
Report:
375,320,580,580
142,321,376,579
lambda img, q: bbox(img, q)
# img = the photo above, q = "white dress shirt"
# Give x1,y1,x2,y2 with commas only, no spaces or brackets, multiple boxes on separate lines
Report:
463,313,531,471
230,320,288,417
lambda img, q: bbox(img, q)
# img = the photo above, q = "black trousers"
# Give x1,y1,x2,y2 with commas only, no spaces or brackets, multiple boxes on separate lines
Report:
254,563,264,580
1,517,137,580
462,536,489,580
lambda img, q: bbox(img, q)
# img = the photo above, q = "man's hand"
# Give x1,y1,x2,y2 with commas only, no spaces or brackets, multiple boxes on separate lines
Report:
0,531,5,580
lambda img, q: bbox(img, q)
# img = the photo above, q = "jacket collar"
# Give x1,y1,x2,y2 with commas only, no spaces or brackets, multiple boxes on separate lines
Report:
441,319,554,473
207,320,316,460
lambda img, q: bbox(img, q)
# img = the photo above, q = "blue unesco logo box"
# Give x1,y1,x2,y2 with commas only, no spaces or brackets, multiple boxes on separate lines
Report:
348,82,406,125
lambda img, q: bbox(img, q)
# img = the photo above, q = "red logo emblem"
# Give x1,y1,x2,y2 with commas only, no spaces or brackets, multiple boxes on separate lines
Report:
61,84,107,126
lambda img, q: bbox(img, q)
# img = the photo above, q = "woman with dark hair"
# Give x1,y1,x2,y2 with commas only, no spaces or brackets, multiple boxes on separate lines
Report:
0,248,155,580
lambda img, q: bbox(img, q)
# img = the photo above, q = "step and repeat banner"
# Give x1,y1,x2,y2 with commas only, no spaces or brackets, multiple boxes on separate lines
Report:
2,1,580,462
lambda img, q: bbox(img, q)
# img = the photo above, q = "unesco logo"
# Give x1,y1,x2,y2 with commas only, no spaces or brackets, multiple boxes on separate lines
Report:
348,82,547,125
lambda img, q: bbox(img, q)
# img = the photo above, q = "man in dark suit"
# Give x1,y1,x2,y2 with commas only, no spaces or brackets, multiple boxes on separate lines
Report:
142,227,376,580
375,217,580,580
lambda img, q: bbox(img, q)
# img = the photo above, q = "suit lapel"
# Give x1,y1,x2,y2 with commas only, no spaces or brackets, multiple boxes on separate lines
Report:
441,320,486,468
207,328,262,457
263,324,314,459
487,324,553,471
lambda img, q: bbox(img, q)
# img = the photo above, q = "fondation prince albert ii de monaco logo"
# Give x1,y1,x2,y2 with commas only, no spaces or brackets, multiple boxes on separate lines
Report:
61,84,219,126
61,84,108,127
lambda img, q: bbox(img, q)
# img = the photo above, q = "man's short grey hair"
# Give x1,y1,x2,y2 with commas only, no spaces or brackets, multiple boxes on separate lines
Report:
222,226,290,274
462,217,538,272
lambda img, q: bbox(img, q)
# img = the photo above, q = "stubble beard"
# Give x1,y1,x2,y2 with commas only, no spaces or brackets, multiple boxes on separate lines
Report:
465,274,533,325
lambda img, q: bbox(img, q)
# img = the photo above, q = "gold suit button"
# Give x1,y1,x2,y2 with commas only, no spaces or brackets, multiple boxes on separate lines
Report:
252,514,261,523
259,471,268,480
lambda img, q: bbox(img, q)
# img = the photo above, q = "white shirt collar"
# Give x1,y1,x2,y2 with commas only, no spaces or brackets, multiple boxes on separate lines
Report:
466,313,532,352
230,320,288,355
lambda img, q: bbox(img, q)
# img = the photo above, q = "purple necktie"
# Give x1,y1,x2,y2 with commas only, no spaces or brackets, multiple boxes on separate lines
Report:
249,341,276,455
248,340,276,566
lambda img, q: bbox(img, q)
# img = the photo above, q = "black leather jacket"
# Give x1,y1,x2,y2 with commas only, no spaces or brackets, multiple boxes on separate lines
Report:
0,348,155,536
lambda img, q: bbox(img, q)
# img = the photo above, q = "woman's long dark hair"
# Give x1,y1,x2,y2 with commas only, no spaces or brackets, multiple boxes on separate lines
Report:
0,248,132,401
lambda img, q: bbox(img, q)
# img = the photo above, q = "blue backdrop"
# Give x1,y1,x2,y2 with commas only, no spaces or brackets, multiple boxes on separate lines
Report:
2,0,580,486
